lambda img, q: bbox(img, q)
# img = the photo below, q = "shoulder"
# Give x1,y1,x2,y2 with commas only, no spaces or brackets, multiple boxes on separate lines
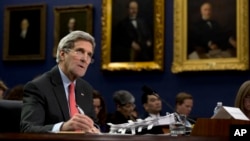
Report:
76,78,93,95
77,79,92,89
24,66,60,90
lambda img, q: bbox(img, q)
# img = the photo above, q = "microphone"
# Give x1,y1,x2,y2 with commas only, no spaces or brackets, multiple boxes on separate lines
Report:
159,96,175,113
186,117,196,124
141,85,196,124
160,97,196,125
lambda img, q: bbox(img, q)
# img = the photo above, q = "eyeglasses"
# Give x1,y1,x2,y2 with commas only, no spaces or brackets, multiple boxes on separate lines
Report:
66,49,94,64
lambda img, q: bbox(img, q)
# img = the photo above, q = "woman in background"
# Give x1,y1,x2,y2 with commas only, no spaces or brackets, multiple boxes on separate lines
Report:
4,84,24,100
234,80,250,119
93,90,108,132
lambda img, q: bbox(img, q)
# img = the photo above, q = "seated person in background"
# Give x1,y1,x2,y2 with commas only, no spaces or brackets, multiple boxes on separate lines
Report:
0,80,8,100
140,85,165,134
141,85,163,118
106,90,137,128
92,89,108,132
4,84,24,100
174,92,195,130
234,80,250,119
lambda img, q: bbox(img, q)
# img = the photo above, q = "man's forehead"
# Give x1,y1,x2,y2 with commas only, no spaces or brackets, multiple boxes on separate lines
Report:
148,94,159,99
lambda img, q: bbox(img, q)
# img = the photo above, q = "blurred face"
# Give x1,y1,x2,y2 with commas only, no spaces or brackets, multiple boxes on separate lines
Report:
244,96,250,112
128,1,138,19
118,103,135,118
68,18,76,30
21,19,29,30
59,40,93,81
176,99,193,116
200,3,212,20
93,98,102,116
144,94,162,115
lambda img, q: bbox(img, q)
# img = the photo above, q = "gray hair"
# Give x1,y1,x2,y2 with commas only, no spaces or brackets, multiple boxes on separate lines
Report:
113,90,135,105
56,30,96,63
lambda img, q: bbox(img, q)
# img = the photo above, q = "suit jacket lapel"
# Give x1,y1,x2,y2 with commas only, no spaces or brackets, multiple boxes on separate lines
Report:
75,80,85,109
75,80,91,113
50,66,70,120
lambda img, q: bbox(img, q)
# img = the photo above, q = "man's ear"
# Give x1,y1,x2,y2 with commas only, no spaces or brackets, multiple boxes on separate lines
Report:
59,50,66,61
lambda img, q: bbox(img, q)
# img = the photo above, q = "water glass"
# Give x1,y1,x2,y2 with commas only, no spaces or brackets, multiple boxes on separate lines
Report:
169,114,186,136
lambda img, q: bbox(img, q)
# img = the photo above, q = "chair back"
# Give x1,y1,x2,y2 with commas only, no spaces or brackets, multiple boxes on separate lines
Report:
0,100,23,132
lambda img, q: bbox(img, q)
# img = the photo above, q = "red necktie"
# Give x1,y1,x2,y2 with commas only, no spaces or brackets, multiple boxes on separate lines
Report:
69,83,78,117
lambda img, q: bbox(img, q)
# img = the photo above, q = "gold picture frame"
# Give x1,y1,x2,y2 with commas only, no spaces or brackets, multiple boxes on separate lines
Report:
172,0,249,73
101,0,165,71
53,5,93,57
3,4,46,61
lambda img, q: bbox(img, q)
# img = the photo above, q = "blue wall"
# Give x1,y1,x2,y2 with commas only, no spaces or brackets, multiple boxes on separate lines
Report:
0,0,249,118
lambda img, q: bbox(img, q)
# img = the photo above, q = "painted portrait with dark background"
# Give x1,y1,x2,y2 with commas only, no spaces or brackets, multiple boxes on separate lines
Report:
53,5,93,57
3,4,46,61
8,10,41,56
111,0,154,62
187,0,236,60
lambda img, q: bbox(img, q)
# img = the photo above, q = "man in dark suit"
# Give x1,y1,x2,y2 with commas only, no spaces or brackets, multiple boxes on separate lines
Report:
20,30,99,133
112,0,153,62
141,85,163,119
140,85,165,134
188,2,236,59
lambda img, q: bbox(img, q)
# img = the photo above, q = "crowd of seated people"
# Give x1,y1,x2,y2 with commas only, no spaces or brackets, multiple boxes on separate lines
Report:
92,85,197,134
2,79,250,134
0,80,196,134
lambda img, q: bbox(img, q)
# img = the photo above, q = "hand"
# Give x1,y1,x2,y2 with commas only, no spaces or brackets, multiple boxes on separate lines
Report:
208,41,218,50
60,113,97,132
88,126,101,134
228,36,236,48
131,41,141,51
209,43,218,50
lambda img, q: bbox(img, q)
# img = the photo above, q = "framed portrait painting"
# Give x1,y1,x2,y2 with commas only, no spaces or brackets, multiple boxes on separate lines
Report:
53,5,93,57
3,4,46,61
101,0,165,71
172,0,249,73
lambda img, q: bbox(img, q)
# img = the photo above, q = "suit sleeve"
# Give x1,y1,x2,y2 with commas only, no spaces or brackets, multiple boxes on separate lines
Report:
20,82,54,132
